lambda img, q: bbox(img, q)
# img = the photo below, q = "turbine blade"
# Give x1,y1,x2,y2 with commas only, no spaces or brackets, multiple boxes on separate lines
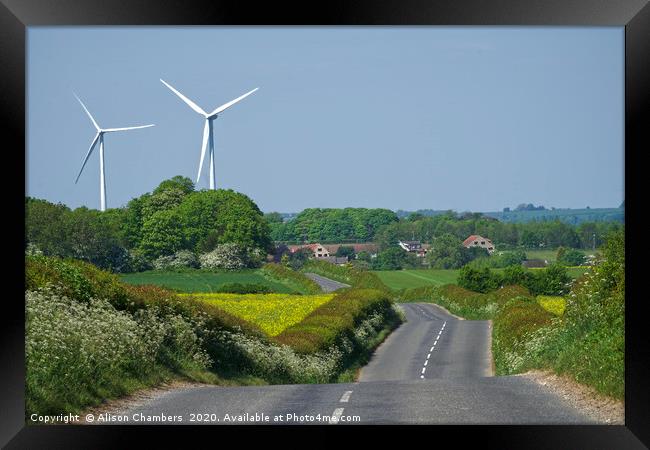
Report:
103,124,155,133
196,121,210,183
73,92,100,131
75,133,100,184
160,79,207,116
208,87,259,117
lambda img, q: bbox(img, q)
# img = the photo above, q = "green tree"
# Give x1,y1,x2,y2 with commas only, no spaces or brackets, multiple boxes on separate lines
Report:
335,246,356,260
138,209,185,259
426,234,471,269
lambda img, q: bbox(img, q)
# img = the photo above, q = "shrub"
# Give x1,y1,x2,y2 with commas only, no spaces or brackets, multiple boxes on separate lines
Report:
153,250,199,270
128,248,153,272
457,266,502,293
199,243,249,270
302,260,391,293
492,297,555,374
26,288,210,416
26,255,130,308
532,263,572,296
261,263,322,294
556,247,586,266
215,282,273,294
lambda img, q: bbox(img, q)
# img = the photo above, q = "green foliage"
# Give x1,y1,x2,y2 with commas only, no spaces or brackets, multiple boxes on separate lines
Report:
26,288,211,416
25,198,131,272
273,289,394,354
556,247,587,266
302,259,391,293
261,263,322,294
214,283,273,294
425,234,473,269
457,266,502,293
456,263,571,296
26,255,130,308
335,245,356,259
26,177,274,272
270,207,398,242
372,247,419,270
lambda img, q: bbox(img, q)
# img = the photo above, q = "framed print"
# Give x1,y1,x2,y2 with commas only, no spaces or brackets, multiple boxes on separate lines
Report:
2,0,649,447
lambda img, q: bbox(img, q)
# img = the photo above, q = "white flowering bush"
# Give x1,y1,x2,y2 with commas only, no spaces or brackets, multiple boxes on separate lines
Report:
25,242,43,256
199,243,249,270
153,250,199,271
26,287,210,415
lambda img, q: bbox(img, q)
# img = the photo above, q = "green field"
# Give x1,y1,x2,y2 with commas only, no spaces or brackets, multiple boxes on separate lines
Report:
119,269,296,293
373,267,589,290
372,269,460,290
523,248,598,263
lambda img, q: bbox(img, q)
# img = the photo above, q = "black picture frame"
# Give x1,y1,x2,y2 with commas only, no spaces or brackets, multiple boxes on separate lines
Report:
2,0,648,447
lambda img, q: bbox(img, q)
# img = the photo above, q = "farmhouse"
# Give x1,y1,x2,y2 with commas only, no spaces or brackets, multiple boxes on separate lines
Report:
462,235,495,254
289,243,330,258
398,240,428,257
288,243,380,259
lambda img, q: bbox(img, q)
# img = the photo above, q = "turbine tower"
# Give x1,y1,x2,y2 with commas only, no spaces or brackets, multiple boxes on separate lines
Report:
160,79,258,190
73,93,155,211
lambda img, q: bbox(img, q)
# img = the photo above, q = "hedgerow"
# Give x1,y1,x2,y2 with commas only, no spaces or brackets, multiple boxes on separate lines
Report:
274,289,394,353
301,259,391,292
261,263,322,294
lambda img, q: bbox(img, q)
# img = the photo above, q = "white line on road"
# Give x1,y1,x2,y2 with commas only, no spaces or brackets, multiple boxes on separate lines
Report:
340,391,353,403
421,320,446,380
330,408,345,425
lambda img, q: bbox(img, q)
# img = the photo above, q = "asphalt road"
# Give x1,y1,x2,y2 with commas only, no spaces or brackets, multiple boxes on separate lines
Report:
117,302,595,425
304,272,350,292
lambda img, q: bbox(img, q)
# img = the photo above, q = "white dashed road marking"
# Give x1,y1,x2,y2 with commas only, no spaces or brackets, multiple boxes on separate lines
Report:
330,408,345,424
340,391,353,403
420,318,447,380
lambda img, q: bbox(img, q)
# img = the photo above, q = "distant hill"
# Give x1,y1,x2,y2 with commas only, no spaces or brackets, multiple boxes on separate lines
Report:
483,207,624,224
280,206,625,225
395,207,624,225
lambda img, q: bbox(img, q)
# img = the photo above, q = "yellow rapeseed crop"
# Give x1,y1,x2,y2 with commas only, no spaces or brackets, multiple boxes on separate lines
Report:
180,293,335,336
537,296,566,316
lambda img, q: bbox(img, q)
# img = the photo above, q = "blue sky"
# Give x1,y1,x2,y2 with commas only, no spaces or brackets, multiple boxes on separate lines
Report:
26,27,624,213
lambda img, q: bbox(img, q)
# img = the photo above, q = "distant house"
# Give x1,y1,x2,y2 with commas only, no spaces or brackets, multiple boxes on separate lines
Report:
288,243,380,259
398,240,428,257
289,243,330,258
462,235,495,254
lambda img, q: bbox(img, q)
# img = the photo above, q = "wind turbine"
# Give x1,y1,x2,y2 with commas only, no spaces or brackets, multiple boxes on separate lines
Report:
160,79,258,190
73,93,155,211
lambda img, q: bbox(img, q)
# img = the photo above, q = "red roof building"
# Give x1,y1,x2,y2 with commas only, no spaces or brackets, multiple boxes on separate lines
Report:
462,235,495,254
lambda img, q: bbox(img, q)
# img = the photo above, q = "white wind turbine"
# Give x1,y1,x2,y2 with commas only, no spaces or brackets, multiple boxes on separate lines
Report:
160,79,258,190
73,93,155,211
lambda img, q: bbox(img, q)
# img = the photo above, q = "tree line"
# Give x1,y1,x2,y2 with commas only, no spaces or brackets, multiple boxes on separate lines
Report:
26,176,272,273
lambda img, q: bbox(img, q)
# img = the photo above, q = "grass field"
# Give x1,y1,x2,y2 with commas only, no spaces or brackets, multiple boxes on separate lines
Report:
524,248,598,263
373,267,589,290
119,270,296,293
181,293,335,336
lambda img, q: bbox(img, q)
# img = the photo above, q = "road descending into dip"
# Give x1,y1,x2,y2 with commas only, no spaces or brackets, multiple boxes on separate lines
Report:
120,277,595,425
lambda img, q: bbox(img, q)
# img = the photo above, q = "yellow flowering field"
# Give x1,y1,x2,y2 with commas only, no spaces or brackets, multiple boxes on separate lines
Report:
537,296,566,316
180,293,335,336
